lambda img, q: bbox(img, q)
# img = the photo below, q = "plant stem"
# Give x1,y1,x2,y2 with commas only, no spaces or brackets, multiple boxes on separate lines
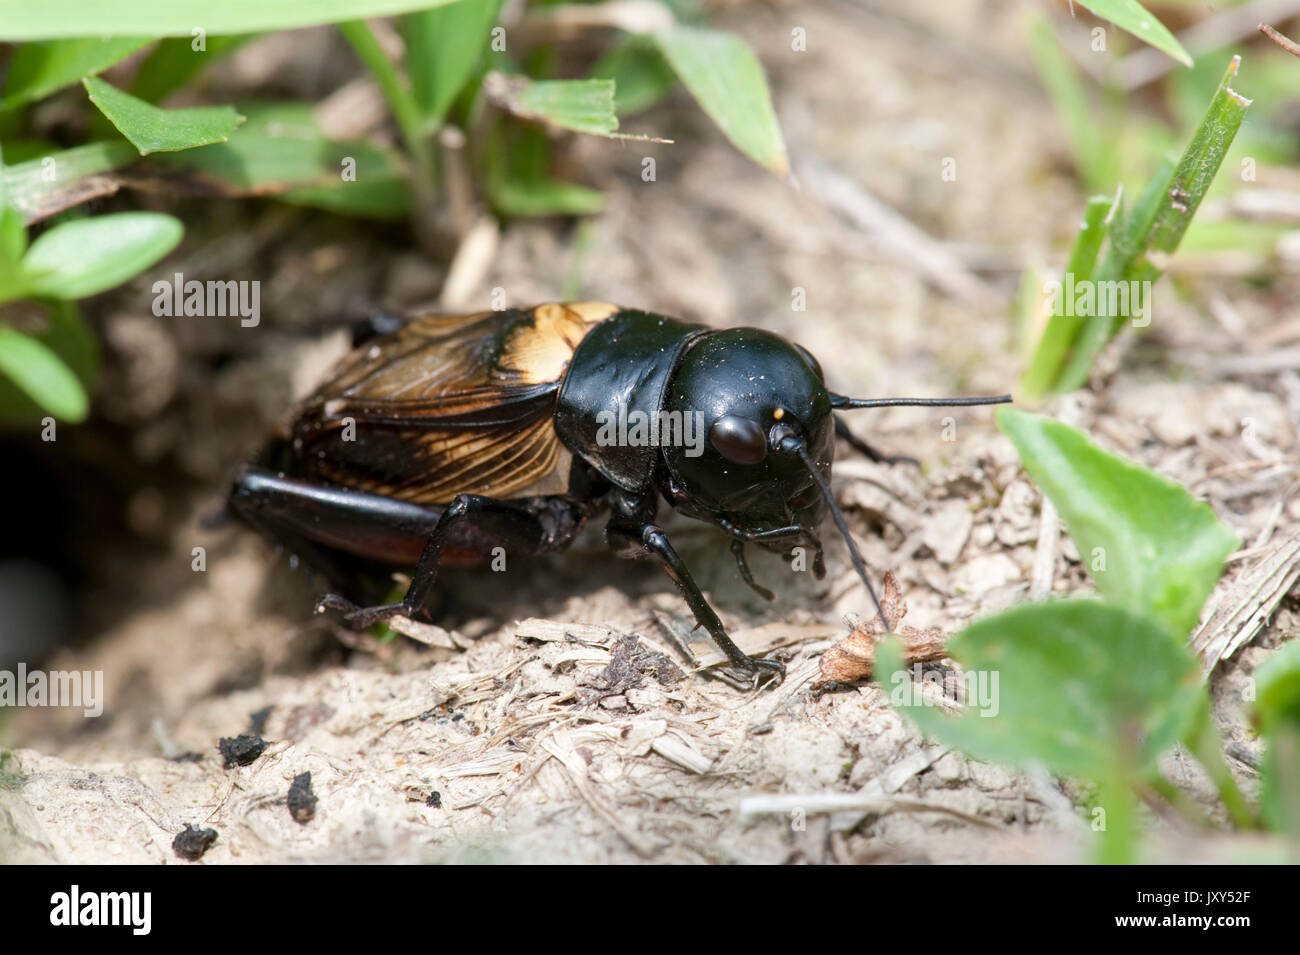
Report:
338,19,435,188
1186,702,1257,830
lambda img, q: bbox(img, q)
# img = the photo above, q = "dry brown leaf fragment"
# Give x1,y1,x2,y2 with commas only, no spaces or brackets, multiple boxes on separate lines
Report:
814,572,950,689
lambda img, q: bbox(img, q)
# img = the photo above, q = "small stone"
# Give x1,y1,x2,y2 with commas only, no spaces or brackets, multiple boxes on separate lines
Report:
218,734,268,768
287,772,317,824
951,553,1022,596
922,500,973,565
172,824,218,861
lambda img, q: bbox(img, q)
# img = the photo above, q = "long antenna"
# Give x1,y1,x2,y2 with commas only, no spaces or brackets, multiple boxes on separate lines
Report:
776,432,890,632
829,393,1012,409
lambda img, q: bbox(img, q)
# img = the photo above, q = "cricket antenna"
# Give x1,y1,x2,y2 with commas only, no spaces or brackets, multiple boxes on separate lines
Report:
772,427,890,632
829,393,1012,409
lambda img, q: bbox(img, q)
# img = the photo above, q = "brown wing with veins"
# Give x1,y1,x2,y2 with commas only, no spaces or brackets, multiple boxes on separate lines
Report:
283,303,619,506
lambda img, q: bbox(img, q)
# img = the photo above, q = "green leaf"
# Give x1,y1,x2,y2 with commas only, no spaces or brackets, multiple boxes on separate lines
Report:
1019,193,1113,399
1254,643,1300,836
338,19,431,178
1256,642,1300,733
0,1,458,40
1,141,139,224
83,77,245,155
877,600,1204,779
20,211,183,299
157,102,411,219
997,407,1238,638
590,35,678,117
488,177,605,218
654,26,788,175
0,205,30,302
1057,58,1250,391
509,78,619,137
0,37,153,110
0,325,88,422
403,0,502,126
1024,11,1113,192
1073,0,1192,67
130,34,253,104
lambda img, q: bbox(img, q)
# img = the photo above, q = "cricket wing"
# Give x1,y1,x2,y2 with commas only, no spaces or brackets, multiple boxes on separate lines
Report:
286,303,618,506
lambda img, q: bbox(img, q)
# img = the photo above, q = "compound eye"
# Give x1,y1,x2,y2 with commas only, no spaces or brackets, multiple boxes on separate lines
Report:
709,415,768,464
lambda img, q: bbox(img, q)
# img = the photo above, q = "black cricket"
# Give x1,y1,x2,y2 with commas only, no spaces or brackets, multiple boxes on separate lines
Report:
226,303,1009,688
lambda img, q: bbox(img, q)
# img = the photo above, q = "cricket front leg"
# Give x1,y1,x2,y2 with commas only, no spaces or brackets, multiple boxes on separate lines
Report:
607,517,785,689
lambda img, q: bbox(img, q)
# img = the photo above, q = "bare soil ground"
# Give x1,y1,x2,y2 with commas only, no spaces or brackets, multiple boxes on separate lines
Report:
2,1,1297,864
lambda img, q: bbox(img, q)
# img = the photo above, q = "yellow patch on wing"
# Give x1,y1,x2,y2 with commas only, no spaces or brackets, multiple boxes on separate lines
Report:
501,303,616,384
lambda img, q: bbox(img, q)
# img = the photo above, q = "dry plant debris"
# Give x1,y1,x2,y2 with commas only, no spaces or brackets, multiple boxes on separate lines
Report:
815,573,951,690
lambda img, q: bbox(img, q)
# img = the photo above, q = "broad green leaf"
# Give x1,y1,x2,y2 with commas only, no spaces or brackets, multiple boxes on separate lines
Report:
0,37,152,110
20,211,183,299
1256,642,1300,732
489,177,605,218
403,0,502,126
0,325,88,422
1254,643,1300,836
877,601,1204,779
1074,0,1192,67
0,1,458,40
84,77,245,155
1261,721,1300,838
998,407,1238,637
1,141,139,224
0,300,97,427
654,26,788,175
510,79,619,137
131,34,253,104
157,102,410,219
590,35,678,117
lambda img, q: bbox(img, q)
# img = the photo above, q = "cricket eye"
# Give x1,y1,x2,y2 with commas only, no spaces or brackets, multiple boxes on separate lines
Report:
710,415,767,464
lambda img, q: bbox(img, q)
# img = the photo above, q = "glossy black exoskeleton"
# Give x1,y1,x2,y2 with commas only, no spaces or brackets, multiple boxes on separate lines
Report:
226,303,1009,688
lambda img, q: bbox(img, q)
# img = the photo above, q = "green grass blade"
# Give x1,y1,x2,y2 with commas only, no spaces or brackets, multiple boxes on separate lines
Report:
488,177,605,218
338,19,432,182
1019,194,1113,399
654,26,788,176
509,79,619,137
1055,57,1250,392
403,0,502,127
1073,0,1192,67
84,76,244,154
0,37,153,110
157,102,411,219
0,1,458,40
1,141,139,223
1025,11,1111,191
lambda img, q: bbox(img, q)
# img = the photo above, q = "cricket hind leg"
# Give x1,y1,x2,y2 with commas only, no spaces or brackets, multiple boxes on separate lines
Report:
226,465,444,605
317,493,591,629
